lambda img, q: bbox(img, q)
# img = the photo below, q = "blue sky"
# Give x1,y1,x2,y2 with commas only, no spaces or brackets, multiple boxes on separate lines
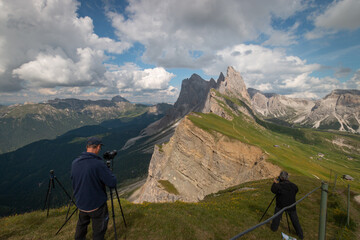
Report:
0,0,359,104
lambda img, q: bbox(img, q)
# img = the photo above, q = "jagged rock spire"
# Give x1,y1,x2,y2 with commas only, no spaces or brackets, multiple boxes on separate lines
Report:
217,66,251,104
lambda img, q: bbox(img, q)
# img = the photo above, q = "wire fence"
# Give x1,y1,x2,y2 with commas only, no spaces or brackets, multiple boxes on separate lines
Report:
230,185,322,240
230,168,357,239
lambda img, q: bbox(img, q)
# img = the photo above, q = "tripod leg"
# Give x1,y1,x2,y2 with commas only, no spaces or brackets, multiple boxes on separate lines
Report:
109,188,118,240
54,177,76,206
43,179,51,210
65,200,72,220
55,207,78,235
47,181,53,217
259,195,276,222
114,188,127,228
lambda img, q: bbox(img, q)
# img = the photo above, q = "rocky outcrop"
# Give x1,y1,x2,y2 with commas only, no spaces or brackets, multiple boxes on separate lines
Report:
123,73,220,150
139,66,252,137
132,116,280,203
141,74,217,137
217,66,251,104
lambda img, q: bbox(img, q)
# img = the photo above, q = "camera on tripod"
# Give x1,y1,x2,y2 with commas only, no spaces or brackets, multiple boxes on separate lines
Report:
103,150,117,168
103,150,117,160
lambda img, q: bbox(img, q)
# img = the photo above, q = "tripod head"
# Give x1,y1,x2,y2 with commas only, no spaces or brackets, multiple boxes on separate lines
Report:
103,150,118,170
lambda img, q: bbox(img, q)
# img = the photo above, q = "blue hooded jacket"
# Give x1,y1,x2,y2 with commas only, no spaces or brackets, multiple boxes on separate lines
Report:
71,152,116,211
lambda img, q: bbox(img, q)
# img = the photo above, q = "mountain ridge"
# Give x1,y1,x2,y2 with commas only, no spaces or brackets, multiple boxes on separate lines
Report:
0,96,172,153
249,88,360,133
131,66,360,203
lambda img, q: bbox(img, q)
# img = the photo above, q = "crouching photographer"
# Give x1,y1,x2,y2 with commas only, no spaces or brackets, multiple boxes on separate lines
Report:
270,171,304,240
71,137,117,240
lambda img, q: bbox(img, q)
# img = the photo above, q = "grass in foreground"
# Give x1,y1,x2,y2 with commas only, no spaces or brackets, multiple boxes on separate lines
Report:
0,176,358,240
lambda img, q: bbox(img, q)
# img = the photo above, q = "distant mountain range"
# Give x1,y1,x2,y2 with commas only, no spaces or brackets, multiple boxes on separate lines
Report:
0,96,171,153
250,88,360,133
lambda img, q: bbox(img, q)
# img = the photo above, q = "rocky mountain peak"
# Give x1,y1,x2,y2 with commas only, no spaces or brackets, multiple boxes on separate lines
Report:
217,66,251,103
139,73,217,138
111,95,129,103
174,74,216,109
329,89,360,96
216,72,225,85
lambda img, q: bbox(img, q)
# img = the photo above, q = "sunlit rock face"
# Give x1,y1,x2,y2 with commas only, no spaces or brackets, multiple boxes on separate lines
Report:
132,116,280,203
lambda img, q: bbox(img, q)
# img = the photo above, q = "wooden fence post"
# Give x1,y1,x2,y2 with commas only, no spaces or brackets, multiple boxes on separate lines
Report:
318,182,328,240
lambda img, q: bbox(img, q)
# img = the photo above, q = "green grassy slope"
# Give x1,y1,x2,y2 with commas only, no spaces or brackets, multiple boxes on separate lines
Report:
0,176,358,240
187,111,360,193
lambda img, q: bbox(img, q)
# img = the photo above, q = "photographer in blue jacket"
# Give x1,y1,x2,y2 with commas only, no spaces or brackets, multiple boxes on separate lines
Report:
71,137,116,240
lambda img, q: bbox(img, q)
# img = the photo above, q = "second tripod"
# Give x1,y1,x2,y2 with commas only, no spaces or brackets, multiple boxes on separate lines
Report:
43,170,75,217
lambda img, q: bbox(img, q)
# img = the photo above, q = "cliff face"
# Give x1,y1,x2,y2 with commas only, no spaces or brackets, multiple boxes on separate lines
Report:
132,116,280,203
140,74,217,137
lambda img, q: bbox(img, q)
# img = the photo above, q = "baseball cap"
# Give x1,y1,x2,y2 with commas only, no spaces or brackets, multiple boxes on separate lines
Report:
87,137,104,146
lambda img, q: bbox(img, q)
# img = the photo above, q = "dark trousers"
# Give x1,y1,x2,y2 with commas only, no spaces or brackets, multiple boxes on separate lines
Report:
271,207,304,239
75,203,109,240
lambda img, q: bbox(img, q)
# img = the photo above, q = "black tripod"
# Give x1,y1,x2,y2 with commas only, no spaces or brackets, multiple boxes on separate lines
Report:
43,170,75,217
108,185,127,240
104,152,127,240
259,195,291,233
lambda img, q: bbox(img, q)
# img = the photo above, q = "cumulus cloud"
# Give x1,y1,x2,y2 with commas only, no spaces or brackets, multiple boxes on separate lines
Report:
104,63,175,91
203,44,346,98
306,0,360,39
108,0,304,68
0,0,129,92
12,48,106,88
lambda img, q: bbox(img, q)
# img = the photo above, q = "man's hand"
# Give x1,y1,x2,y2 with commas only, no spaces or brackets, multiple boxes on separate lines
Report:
273,178,279,184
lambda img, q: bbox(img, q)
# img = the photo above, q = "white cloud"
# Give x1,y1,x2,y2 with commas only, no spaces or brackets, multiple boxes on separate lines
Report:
0,0,129,92
306,0,360,39
104,63,175,91
108,0,304,68
345,69,360,89
203,44,346,98
12,48,106,88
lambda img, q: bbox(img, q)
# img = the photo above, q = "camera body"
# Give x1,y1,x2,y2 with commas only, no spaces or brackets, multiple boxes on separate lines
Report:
103,150,117,160
103,150,117,169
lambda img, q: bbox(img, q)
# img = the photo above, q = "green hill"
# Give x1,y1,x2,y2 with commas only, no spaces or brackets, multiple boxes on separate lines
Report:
0,176,358,239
